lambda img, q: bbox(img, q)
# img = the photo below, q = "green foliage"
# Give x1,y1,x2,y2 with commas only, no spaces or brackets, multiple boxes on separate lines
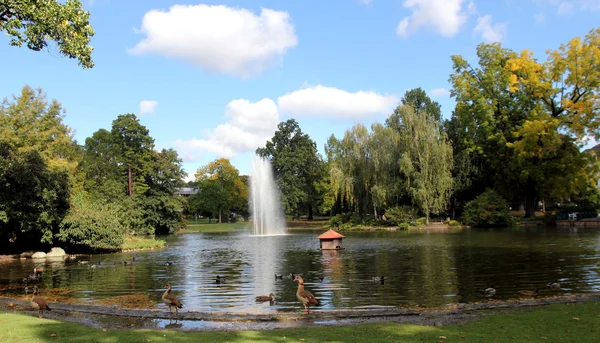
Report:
384,206,418,225
192,158,247,223
57,191,126,251
448,220,461,227
0,143,70,250
0,0,95,68
397,104,454,225
257,119,323,219
0,87,78,252
462,189,512,227
398,222,410,230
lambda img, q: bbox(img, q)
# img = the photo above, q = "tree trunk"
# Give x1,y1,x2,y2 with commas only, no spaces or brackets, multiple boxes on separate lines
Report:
127,164,133,197
425,213,429,226
450,196,456,220
524,196,536,218
307,205,313,221
373,205,378,220
208,217,212,224
218,208,222,224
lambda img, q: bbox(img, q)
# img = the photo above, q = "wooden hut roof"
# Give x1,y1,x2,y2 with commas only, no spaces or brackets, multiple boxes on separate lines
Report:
317,229,345,239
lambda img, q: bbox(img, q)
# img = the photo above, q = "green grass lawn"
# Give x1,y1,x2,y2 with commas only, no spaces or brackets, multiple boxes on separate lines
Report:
121,236,166,251
2,302,599,342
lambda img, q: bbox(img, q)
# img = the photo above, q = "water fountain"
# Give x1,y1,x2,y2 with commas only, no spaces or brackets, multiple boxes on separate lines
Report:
249,156,287,236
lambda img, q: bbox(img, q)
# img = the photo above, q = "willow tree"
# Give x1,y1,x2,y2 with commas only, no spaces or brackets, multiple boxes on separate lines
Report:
397,105,453,225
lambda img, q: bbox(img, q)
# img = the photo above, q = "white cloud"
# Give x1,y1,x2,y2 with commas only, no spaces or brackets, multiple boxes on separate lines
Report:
473,15,507,43
534,12,546,23
533,0,600,14
558,1,575,14
173,98,279,161
277,85,398,120
396,0,471,38
430,88,450,97
139,100,158,115
183,172,195,183
129,4,298,78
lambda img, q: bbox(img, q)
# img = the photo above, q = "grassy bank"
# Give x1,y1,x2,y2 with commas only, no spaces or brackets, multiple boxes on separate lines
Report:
120,236,166,251
2,301,599,342
182,221,251,233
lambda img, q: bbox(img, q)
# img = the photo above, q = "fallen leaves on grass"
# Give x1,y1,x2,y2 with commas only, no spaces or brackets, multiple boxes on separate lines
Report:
94,294,157,309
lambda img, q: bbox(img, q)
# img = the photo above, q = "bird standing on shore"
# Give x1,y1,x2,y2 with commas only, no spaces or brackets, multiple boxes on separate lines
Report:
30,286,51,318
162,284,183,314
479,285,496,297
293,276,319,314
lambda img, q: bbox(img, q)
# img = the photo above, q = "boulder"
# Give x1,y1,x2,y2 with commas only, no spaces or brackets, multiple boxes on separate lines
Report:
31,251,46,259
46,247,67,258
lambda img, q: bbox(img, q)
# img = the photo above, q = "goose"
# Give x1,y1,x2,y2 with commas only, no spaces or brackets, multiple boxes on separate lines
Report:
30,286,51,318
480,284,496,296
255,293,275,302
162,284,183,314
519,289,539,297
166,261,174,266
294,276,319,314
78,260,89,265
89,262,102,269
546,280,561,289
216,275,226,284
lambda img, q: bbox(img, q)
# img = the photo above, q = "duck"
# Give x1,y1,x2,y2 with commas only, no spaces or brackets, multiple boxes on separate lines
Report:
162,284,183,314
166,261,174,266
274,273,283,279
293,276,319,314
318,276,325,281
372,276,385,284
518,289,539,297
30,286,51,318
216,275,226,284
89,262,102,269
25,268,42,283
255,293,275,302
479,284,496,296
78,260,89,265
546,280,561,289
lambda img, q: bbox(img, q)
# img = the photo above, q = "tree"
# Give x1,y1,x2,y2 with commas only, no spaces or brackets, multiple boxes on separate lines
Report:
256,119,323,220
0,85,80,175
386,87,442,126
449,30,600,216
397,105,454,225
79,128,121,200
110,114,155,197
0,0,95,68
194,158,246,223
0,143,70,252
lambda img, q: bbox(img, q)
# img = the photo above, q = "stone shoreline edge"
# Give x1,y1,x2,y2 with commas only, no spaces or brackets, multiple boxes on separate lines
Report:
2,293,599,323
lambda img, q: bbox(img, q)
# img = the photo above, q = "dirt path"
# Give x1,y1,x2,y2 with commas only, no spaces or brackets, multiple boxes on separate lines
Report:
2,293,599,331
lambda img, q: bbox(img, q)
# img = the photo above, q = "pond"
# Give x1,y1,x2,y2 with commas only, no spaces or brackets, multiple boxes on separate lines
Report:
1,227,600,313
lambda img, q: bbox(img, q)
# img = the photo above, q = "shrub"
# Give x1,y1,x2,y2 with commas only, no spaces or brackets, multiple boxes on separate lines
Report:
57,192,127,252
384,206,418,225
398,223,410,230
448,220,461,226
461,189,511,227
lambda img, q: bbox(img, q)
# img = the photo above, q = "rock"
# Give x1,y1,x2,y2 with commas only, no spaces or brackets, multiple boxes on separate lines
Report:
20,251,35,259
434,321,443,327
31,251,46,259
46,247,66,258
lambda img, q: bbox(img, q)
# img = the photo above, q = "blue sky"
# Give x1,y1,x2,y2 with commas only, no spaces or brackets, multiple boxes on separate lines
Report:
1,0,599,180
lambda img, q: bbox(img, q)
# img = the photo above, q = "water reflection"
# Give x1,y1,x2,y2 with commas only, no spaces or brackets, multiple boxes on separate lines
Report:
1,227,599,312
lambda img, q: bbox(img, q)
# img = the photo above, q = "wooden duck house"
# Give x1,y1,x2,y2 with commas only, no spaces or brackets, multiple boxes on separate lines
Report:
317,229,345,250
